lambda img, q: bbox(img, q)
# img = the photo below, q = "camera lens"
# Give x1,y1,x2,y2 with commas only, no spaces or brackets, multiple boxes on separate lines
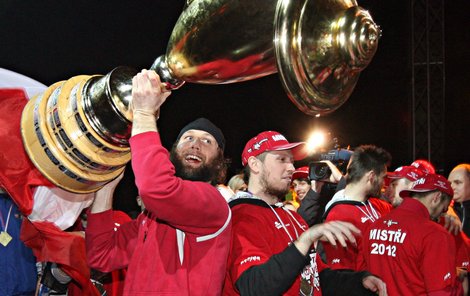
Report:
314,165,328,179
309,162,331,180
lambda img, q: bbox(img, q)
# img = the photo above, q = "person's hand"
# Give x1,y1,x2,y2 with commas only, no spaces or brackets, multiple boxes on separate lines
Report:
97,172,124,197
319,160,344,183
310,221,360,247
442,213,462,235
362,275,387,296
130,70,171,135
131,69,171,115
90,172,125,214
294,221,360,255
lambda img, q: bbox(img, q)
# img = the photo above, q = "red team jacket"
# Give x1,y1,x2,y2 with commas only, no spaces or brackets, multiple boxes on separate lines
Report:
323,196,392,270
361,198,458,295
86,132,232,296
223,197,328,296
438,215,470,276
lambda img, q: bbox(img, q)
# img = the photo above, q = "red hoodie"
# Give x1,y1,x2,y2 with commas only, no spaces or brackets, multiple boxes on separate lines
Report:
86,132,232,295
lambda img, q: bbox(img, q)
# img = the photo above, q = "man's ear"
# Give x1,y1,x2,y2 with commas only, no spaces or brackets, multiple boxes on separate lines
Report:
248,156,260,174
431,191,443,205
365,170,375,184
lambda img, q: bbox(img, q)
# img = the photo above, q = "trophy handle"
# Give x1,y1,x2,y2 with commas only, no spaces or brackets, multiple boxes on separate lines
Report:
150,55,185,90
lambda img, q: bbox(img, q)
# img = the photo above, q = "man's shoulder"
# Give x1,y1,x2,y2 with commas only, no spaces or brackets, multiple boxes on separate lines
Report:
423,220,452,236
392,214,448,237
229,195,269,209
229,199,274,226
368,197,392,214
324,199,364,220
230,199,268,215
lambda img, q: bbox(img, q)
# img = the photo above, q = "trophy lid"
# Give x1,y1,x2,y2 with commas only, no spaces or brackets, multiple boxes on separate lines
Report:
274,0,380,116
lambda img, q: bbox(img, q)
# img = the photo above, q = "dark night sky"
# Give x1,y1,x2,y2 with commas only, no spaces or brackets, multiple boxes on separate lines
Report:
0,0,469,204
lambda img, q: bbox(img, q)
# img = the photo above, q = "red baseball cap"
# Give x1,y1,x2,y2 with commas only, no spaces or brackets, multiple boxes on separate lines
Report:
292,166,309,181
410,159,436,174
387,166,425,182
241,131,307,166
399,173,453,198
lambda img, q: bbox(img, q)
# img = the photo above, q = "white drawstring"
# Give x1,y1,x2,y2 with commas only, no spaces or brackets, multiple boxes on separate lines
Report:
356,201,379,222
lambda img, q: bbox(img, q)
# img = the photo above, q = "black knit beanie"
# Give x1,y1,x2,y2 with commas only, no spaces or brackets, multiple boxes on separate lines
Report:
176,118,225,150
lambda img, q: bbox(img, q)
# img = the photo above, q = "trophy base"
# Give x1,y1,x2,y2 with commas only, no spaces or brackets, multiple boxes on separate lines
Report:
21,75,130,193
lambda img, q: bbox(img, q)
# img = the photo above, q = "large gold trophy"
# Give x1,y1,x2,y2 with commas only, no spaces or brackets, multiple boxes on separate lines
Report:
21,0,380,193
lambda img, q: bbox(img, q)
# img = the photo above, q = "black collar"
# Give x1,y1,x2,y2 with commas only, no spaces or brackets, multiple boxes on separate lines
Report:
229,198,274,209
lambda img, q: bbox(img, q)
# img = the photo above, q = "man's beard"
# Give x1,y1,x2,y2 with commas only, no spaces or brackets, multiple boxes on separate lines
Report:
170,148,224,185
260,170,290,200
368,177,383,197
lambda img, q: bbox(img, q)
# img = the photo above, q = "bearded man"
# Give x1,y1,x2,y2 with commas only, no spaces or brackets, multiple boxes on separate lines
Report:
322,145,392,271
223,131,387,296
85,70,231,295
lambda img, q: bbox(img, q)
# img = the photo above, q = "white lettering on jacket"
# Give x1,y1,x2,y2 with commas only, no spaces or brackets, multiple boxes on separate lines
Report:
369,228,407,243
240,256,261,265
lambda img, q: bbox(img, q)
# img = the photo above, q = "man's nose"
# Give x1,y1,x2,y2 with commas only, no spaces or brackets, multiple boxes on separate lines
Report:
287,162,295,172
189,138,202,149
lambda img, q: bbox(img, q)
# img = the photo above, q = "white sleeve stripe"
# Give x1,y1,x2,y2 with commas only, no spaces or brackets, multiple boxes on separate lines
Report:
196,205,231,242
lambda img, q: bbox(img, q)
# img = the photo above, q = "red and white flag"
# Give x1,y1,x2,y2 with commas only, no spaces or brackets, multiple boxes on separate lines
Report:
0,68,99,295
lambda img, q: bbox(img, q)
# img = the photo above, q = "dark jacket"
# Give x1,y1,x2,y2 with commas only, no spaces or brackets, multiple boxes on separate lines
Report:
453,200,470,238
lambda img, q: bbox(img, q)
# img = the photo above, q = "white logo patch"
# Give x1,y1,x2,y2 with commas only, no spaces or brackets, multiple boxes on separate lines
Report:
271,134,286,141
409,172,419,179
436,180,447,189
252,138,268,150
414,177,426,185
384,219,398,227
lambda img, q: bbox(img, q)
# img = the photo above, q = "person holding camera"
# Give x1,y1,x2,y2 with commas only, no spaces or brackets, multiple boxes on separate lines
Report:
322,145,392,271
294,163,344,227
292,166,313,201
292,166,320,225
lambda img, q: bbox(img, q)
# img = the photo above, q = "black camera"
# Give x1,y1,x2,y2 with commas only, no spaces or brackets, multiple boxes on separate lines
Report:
309,149,352,181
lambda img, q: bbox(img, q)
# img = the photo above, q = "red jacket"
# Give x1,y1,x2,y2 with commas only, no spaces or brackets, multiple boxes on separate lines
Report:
86,132,232,295
362,198,457,295
323,196,391,270
223,196,326,295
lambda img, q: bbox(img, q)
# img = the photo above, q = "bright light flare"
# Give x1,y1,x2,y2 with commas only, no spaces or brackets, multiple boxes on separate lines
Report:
306,131,327,152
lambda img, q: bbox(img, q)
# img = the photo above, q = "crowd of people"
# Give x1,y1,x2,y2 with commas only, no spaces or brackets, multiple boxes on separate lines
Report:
1,69,469,295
